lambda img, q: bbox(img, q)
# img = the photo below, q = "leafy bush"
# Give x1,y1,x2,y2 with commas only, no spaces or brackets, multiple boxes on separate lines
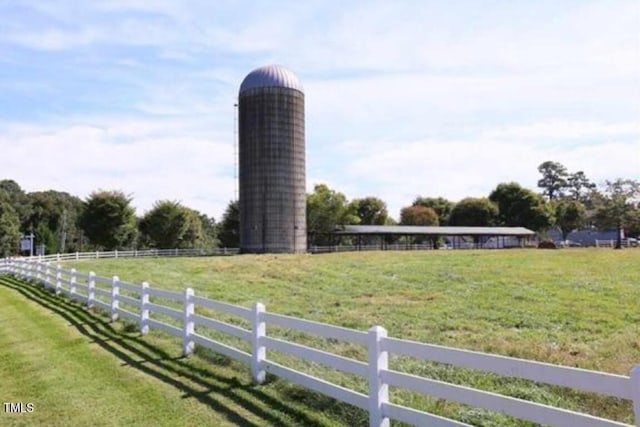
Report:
537,240,557,249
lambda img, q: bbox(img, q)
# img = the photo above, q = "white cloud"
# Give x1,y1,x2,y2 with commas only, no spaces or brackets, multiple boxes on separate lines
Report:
484,121,639,141
0,0,638,224
330,120,639,218
1,120,235,219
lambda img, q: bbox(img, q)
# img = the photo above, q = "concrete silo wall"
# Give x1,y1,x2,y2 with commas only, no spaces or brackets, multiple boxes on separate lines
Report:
238,87,306,253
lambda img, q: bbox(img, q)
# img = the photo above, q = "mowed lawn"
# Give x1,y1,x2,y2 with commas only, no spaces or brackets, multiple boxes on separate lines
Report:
3,248,639,425
0,275,348,427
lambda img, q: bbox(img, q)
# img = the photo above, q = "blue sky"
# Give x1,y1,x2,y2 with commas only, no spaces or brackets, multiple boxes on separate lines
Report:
1,0,638,221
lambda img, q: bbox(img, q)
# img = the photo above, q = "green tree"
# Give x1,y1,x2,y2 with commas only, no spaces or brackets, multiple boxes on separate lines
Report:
182,208,207,249
307,184,358,245
196,213,218,248
537,161,568,200
449,197,498,226
349,196,388,225
399,205,439,226
35,222,56,255
25,190,84,253
0,179,31,228
217,200,239,248
554,199,586,241
139,200,203,249
413,196,455,225
489,182,553,231
78,190,137,250
594,179,640,249
0,190,21,256
399,205,439,247
566,171,596,202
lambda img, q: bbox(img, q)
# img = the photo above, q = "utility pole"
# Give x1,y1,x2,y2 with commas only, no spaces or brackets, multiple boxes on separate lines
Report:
234,101,239,201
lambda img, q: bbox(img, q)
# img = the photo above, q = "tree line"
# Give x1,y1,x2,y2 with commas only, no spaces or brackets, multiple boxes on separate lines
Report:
0,183,217,256
305,161,639,248
1,160,638,255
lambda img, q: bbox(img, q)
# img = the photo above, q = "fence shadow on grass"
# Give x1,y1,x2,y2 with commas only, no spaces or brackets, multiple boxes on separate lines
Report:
0,276,353,427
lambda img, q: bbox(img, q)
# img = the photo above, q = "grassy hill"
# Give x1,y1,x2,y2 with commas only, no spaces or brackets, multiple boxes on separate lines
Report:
3,249,638,425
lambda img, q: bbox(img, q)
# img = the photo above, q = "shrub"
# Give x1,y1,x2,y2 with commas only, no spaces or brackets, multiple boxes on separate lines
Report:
537,240,557,249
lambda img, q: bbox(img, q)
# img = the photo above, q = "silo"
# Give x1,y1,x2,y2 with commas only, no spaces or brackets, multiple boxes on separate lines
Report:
238,65,306,253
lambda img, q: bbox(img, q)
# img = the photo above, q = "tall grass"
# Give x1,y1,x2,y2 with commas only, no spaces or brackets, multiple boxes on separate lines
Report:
25,249,640,424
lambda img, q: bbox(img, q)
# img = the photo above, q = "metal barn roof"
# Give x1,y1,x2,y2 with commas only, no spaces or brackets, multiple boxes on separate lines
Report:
239,64,304,94
333,225,535,236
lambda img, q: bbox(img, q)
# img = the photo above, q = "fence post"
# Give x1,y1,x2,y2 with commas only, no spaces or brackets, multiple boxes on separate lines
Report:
631,365,640,426
115,249,118,259
368,326,390,427
183,288,195,356
96,250,99,259
251,302,266,384
44,264,51,288
87,271,95,308
111,276,119,322
36,262,42,283
70,268,77,298
55,265,62,295
140,282,150,335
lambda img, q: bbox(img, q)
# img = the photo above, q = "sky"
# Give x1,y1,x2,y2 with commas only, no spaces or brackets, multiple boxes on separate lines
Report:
1,0,638,221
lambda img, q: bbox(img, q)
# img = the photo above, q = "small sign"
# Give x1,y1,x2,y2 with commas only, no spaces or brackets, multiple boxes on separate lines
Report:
20,238,31,251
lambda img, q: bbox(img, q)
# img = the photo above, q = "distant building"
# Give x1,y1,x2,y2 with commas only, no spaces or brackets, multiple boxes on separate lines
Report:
547,227,619,246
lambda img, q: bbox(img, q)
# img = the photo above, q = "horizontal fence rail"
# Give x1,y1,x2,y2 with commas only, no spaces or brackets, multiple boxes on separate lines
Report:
1,258,639,427
16,239,636,265
21,247,241,263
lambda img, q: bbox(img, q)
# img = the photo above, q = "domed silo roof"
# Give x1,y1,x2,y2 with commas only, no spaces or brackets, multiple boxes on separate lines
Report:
239,64,304,94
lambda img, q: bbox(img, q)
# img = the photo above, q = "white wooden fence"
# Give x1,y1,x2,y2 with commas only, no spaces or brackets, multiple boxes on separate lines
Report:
1,258,639,427
595,240,639,248
27,247,240,263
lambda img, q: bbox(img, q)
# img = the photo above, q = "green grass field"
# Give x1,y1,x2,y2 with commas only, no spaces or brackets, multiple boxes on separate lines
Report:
2,249,639,425
0,275,358,427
